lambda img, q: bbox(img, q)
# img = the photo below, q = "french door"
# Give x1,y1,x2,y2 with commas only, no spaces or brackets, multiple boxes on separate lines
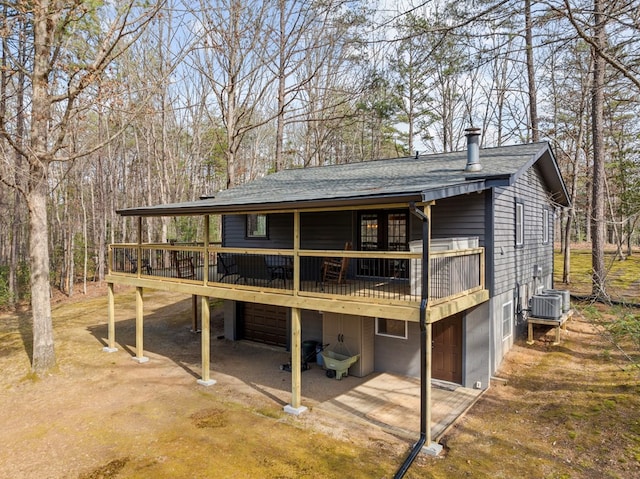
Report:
358,210,408,277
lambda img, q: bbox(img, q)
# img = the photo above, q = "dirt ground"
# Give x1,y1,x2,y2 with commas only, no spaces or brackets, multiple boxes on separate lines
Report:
1,284,639,478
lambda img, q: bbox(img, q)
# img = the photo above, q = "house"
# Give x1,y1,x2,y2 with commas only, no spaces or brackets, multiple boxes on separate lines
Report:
104,130,569,452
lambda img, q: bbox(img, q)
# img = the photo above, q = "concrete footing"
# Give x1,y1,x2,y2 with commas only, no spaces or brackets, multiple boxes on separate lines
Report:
102,347,118,353
283,405,308,416
197,379,217,387
132,356,149,364
421,442,443,456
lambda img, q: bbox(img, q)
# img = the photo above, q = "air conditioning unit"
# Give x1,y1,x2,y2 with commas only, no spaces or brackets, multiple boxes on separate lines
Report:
542,289,570,313
530,294,562,320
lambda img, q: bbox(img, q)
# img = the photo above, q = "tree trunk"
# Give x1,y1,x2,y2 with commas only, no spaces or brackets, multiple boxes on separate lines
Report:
27,176,56,373
28,0,57,373
525,0,539,142
590,0,607,299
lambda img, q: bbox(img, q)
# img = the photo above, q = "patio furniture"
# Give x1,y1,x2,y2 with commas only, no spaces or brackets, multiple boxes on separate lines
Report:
125,250,152,275
234,255,278,285
320,242,352,286
217,253,238,281
175,257,195,279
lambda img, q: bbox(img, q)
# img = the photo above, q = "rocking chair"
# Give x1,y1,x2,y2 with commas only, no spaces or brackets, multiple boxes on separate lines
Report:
321,242,352,287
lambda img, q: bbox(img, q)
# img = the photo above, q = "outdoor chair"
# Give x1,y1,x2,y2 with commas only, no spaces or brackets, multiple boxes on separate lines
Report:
217,253,238,281
175,256,195,279
234,255,278,286
320,242,352,287
125,250,152,275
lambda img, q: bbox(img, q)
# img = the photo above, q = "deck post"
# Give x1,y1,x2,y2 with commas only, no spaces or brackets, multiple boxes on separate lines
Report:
284,306,307,415
132,286,148,363
191,295,200,333
198,296,216,386
425,322,433,445
103,283,118,353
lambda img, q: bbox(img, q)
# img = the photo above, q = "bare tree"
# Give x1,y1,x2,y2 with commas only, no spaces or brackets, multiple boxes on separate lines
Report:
0,0,161,374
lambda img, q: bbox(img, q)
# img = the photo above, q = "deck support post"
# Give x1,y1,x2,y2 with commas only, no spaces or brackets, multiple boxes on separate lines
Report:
198,296,216,386
132,286,148,363
284,306,307,415
103,283,118,353
425,322,433,446
191,294,200,333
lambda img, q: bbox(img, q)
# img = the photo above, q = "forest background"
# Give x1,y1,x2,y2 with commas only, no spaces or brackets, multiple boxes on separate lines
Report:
0,0,639,372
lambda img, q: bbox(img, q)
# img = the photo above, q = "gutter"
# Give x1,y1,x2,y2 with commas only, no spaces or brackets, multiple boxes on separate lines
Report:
394,203,431,479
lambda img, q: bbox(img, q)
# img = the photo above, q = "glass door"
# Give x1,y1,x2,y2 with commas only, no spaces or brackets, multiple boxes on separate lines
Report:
358,211,408,277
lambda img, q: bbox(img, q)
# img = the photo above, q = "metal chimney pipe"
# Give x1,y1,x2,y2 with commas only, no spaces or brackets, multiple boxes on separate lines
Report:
464,127,482,172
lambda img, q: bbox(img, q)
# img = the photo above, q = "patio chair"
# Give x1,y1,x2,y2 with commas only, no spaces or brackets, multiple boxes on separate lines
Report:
234,255,277,286
125,250,152,275
321,242,352,286
217,253,238,281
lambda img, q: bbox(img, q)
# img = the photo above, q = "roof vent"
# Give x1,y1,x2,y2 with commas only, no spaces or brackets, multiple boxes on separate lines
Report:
464,127,482,172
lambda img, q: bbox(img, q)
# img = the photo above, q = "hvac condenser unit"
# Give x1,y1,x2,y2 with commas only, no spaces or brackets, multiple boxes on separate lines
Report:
530,294,562,320
542,289,570,313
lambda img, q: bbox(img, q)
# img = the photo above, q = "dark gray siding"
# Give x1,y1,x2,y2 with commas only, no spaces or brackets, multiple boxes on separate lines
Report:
492,165,554,297
430,193,486,244
490,165,556,372
300,211,354,249
223,213,294,248
222,211,354,249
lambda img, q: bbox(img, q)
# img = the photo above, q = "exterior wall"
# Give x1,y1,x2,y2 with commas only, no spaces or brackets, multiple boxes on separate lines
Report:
463,302,491,390
430,193,486,244
374,321,421,377
490,165,556,373
222,211,354,249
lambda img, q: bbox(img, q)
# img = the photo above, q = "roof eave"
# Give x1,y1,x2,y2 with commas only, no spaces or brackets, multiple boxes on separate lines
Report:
116,192,425,217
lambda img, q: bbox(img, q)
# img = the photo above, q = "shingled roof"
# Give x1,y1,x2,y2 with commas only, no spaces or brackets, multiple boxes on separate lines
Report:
117,141,569,216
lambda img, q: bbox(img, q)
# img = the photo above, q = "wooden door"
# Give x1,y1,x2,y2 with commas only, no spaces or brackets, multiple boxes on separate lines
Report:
432,313,463,384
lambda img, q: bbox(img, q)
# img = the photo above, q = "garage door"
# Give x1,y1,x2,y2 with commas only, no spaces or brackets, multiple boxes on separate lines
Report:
432,313,463,384
241,303,287,347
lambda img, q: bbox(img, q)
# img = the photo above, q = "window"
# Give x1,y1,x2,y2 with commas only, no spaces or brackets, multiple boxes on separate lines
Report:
542,208,549,244
515,201,524,247
502,301,513,340
246,214,268,238
375,318,408,339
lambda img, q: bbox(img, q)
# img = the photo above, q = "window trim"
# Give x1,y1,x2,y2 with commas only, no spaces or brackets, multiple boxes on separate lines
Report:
515,200,524,248
542,208,550,244
246,213,268,239
502,300,513,340
375,318,408,340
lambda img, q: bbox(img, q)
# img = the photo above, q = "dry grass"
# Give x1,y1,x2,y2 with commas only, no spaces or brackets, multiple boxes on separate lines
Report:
0,247,639,478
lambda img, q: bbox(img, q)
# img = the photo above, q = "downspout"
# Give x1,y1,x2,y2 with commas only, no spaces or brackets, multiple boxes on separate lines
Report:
394,202,430,479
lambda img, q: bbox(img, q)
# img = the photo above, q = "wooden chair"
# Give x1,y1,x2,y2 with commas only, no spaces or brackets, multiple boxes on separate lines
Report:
321,242,352,285
175,257,195,279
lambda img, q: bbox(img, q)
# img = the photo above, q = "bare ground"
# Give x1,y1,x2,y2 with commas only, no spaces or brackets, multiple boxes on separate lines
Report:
0,284,639,478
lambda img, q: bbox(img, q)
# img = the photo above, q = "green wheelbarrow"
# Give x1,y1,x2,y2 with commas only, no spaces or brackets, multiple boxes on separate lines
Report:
321,350,360,380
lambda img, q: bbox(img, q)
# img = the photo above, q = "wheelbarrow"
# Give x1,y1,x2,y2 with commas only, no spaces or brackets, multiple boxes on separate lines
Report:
321,349,360,380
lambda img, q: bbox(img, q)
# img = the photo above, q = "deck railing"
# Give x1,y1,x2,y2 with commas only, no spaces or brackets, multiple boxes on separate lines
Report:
109,243,484,304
